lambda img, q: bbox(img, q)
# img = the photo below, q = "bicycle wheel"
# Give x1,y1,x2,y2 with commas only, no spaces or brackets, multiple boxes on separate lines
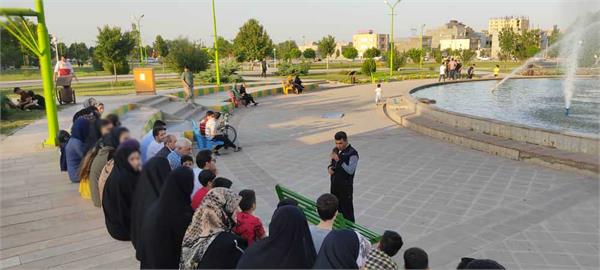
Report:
223,125,237,144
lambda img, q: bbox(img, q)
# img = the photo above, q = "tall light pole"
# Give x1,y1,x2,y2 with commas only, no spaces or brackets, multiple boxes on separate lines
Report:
384,0,402,79
419,24,425,69
133,14,145,67
211,0,221,86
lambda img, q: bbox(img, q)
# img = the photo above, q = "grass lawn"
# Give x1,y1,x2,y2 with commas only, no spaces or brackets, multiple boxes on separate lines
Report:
0,109,46,135
302,69,438,84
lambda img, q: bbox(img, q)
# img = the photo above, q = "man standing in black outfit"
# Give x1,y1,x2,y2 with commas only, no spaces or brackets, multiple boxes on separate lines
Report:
327,131,359,222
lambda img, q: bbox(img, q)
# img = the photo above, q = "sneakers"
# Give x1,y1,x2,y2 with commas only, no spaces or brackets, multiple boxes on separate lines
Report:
234,147,242,152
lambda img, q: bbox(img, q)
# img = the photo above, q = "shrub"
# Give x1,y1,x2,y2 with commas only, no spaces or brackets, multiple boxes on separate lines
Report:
199,60,243,83
361,58,377,76
103,60,130,75
276,61,311,76
165,38,210,72
363,47,381,59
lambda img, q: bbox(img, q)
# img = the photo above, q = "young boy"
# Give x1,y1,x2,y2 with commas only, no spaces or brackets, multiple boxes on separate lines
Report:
364,230,404,270
493,65,500,77
190,170,216,209
374,83,382,105
181,155,194,168
233,189,266,246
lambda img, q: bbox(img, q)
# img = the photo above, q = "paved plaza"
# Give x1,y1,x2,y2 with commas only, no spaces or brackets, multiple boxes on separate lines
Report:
0,81,598,269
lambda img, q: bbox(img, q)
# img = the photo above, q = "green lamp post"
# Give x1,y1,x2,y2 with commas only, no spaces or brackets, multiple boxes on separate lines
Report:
384,0,402,79
211,0,221,86
0,0,59,146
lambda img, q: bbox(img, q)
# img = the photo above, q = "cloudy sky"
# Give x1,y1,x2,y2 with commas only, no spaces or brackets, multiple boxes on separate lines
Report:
1,0,597,46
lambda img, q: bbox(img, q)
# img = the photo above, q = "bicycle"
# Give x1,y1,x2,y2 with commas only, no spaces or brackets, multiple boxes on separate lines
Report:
219,112,237,144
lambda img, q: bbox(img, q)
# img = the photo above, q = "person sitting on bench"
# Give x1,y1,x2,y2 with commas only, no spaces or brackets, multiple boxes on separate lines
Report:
205,112,241,155
239,83,258,107
13,87,40,110
292,75,304,94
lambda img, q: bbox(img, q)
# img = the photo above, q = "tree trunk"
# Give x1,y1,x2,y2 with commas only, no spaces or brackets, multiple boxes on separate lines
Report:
113,63,118,82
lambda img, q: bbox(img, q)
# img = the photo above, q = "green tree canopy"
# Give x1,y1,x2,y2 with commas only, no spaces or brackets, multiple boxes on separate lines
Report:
276,40,299,62
94,25,135,78
317,35,336,59
458,49,476,64
362,47,381,59
289,48,302,59
361,58,377,76
303,48,316,59
233,19,273,61
68,42,89,65
214,36,234,59
153,35,169,58
164,37,210,72
342,46,358,60
405,48,422,63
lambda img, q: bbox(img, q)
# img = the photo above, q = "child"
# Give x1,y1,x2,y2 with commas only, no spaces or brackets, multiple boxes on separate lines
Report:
190,170,216,209
233,189,266,246
213,177,232,188
493,65,500,77
374,83,382,105
181,155,194,168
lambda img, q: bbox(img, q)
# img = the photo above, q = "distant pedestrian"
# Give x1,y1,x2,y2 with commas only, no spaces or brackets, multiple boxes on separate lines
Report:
261,59,268,77
448,58,457,80
374,83,383,105
438,63,446,82
493,65,500,77
181,65,194,103
455,60,463,79
328,131,359,222
467,64,476,79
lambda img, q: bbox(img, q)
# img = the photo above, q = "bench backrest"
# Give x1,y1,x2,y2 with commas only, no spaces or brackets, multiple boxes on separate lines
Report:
275,184,381,243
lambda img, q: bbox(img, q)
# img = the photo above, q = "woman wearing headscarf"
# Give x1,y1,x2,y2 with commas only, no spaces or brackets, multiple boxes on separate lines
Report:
130,157,171,256
180,188,245,269
102,139,141,241
65,117,90,182
236,205,317,269
313,229,372,269
89,127,130,207
137,167,194,269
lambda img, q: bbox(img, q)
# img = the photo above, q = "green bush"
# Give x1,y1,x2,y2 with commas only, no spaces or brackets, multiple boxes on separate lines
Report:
165,38,210,72
276,61,311,76
91,57,103,71
1,92,10,120
361,58,377,76
103,60,130,75
199,60,243,83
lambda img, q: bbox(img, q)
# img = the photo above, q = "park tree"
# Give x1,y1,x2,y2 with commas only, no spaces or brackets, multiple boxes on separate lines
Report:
289,48,302,60
362,47,381,59
498,27,518,60
153,35,169,58
342,46,358,61
1,26,24,68
164,37,210,72
94,25,135,80
431,48,443,63
276,40,299,62
214,36,234,59
56,42,68,58
317,35,336,69
515,29,540,60
335,49,340,59
233,19,273,61
68,42,89,66
405,48,422,64
361,58,377,82
303,48,316,60
458,49,476,64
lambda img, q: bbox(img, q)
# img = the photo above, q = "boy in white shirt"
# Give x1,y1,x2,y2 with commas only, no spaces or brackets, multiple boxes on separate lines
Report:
205,112,241,155
374,84,382,105
439,63,446,82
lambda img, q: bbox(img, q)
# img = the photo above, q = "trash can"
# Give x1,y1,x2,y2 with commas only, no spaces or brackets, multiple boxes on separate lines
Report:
133,68,156,95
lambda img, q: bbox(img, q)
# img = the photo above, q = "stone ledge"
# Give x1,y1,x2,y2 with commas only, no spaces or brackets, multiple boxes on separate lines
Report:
384,103,599,176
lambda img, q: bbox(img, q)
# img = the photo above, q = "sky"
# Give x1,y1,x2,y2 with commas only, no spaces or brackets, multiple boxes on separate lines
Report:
1,0,598,46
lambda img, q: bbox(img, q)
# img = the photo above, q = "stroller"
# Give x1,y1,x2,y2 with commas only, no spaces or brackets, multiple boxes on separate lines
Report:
55,75,76,105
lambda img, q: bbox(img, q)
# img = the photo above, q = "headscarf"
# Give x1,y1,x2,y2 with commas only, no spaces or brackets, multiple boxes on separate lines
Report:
131,157,171,254
236,205,317,269
313,230,371,269
72,106,99,122
71,117,90,141
101,139,141,241
180,188,242,269
138,167,195,269
102,126,129,149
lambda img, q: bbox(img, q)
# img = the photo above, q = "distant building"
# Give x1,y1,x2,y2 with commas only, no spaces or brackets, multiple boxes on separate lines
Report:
426,20,475,49
488,16,530,59
394,36,432,52
440,39,472,51
352,30,389,58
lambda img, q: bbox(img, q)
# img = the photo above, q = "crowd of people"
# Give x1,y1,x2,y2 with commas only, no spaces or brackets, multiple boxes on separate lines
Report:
438,58,476,82
59,98,505,269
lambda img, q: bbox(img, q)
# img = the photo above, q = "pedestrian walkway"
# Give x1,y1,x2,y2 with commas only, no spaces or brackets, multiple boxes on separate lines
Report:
0,81,597,269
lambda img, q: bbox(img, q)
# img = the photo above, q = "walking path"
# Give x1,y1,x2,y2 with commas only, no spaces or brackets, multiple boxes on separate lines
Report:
0,81,597,269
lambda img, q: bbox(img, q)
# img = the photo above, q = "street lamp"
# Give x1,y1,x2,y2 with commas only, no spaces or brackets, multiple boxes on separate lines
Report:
50,34,58,63
273,48,277,69
419,24,425,69
211,0,221,86
384,0,402,79
133,14,145,67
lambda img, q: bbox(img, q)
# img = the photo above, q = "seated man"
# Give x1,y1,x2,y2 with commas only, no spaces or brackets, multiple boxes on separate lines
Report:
155,135,177,159
239,83,258,107
13,87,37,110
205,112,241,155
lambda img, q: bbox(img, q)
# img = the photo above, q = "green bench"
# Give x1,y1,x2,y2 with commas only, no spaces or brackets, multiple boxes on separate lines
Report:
275,184,382,244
